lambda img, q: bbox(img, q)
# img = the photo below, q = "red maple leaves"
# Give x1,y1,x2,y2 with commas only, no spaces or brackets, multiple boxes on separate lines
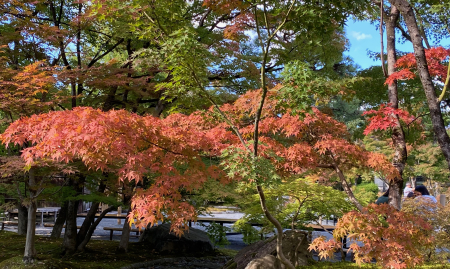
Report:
386,46,450,85
362,104,417,135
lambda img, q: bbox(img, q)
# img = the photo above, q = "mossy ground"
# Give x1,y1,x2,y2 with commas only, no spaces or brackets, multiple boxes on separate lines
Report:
2,230,450,269
0,230,232,269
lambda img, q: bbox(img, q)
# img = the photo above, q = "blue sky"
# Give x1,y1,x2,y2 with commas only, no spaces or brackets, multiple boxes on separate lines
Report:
344,20,450,70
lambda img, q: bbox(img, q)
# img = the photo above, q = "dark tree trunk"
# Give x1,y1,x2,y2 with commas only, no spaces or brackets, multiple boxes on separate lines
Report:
117,211,132,253
62,176,84,255
117,193,133,253
152,99,166,117
76,182,106,248
77,206,114,252
50,201,68,238
333,162,363,211
389,0,450,170
17,204,28,235
385,5,407,210
102,87,118,111
23,168,37,264
62,199,79,255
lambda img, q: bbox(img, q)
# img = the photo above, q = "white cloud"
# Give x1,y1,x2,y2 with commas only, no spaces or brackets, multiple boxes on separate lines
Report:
351,31,372,41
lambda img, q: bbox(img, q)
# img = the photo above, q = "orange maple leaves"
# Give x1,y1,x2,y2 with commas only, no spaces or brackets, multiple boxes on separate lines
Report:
1,87,399,234
1,107,227,235
386,46,450,85
311,204,433,268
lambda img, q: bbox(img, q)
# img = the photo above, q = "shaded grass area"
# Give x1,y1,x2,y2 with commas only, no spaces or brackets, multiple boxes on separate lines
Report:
0,230,233,269
2,230,450,269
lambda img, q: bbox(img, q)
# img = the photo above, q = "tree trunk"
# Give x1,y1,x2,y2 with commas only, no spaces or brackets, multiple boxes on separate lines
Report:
256,185,295,269
50,201,68,238
116,209,132,253
17,204,28,235
76,182,106,246
117,192,133,253
333,163,364,211
77,206,114,251
385,5,407,210
23,168,37,264
62,199,79,254
389,0,450,170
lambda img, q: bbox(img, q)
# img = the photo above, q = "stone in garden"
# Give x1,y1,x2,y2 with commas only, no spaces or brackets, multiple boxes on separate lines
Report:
139,223,214,254
222,230,310,269
245,254,284,269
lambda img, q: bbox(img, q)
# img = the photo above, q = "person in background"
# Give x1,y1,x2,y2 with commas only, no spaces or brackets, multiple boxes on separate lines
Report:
414,185,437,204
403,182,414,197
375,189,389,205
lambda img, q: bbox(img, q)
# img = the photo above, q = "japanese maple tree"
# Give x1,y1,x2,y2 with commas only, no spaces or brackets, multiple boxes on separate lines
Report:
1,107,228,235
309,204,433,269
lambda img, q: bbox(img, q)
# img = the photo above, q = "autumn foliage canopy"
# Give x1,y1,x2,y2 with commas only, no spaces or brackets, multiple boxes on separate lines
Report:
1,87,400,234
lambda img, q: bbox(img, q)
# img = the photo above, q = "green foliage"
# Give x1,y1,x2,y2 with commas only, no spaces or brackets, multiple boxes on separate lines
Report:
406,142,450,182
353,183,379,206
279,60,365,114
235,178,354,232
189,178,240,211
232,220,261,245
203,222,230,248
324,96,366,139
220,145,281,185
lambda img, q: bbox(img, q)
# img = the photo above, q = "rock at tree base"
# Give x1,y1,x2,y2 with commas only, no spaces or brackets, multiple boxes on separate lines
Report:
222,230,310,269
139,223,214,254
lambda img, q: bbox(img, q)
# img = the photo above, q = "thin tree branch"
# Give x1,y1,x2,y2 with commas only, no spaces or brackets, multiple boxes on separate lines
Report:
380,0,388,78
406,112,430,127
263,1,271,37
438,63,450,102
87,38,125,68
395,23,412,42
188,65,251,153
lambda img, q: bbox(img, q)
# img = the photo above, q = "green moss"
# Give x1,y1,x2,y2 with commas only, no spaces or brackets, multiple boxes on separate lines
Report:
217,248,238,257
0,256,73,269
298,261,378,268
2,230,449,269
0,230,233,269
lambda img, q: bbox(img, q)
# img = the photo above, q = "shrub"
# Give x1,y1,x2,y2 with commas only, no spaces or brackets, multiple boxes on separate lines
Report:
310,204,433,268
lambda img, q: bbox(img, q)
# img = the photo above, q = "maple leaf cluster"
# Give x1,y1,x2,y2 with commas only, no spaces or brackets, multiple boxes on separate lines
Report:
308,236,342,261
0,52,62,117
385,46,450,85
362,104,418,136
311,204,433,269
310,204,433,268
186,88,399,183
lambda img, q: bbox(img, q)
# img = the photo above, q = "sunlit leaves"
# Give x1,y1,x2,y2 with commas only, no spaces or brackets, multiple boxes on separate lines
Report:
312,204,433,268
386,47,450,86
362,104,418,135
0,107,226,235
